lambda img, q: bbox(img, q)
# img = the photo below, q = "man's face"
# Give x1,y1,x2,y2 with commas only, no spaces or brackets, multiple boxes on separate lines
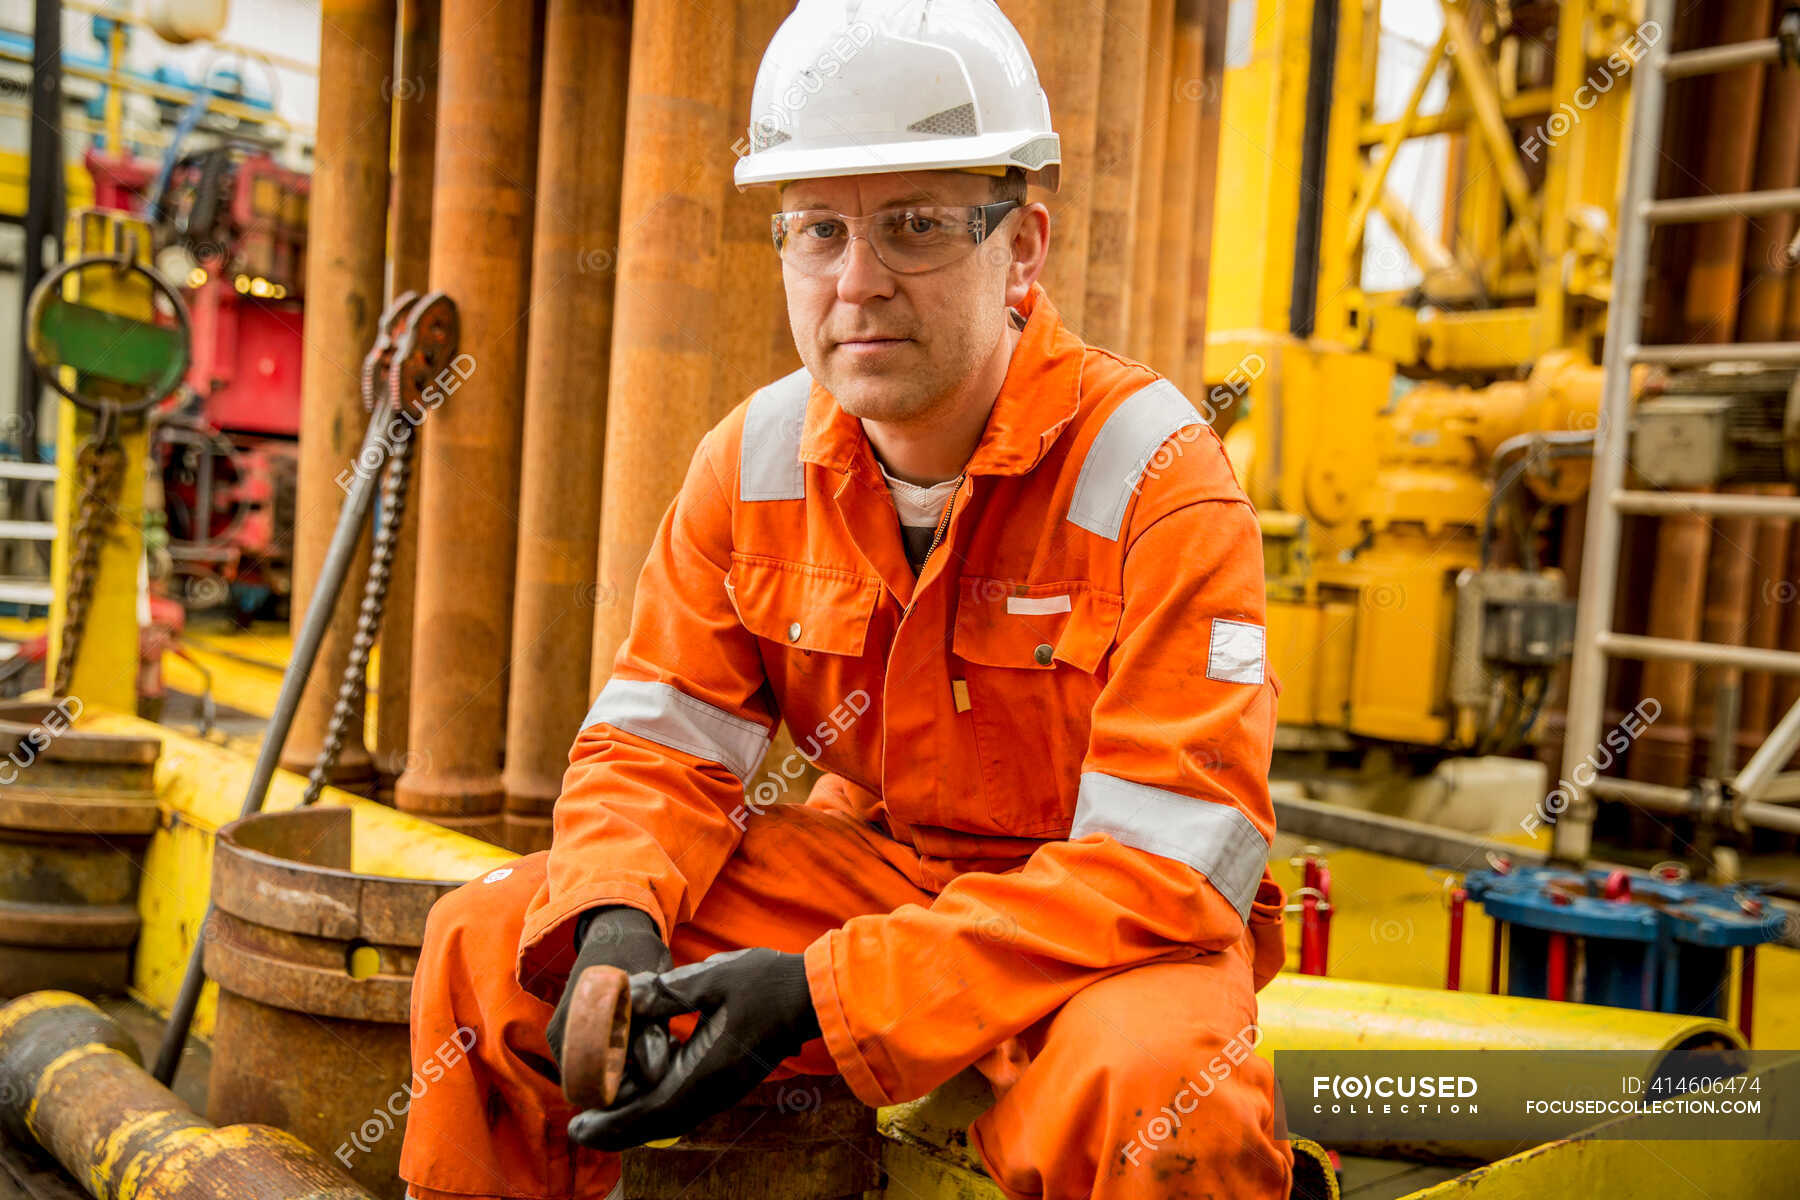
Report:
777,170,1035,424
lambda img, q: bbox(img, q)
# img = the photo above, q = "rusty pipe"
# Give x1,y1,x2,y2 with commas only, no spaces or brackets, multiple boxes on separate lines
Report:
203,807,460,1200
372,0,441,798
1147,0,1207,382
711,0,805,432
590,0,740,690
1680,0,1774,344
395,0,539,844
0,702,159,1000
1676,2,1773,786
281,0,397,793
1732,67,1800,763
502,0,631,853
1125,0,1175,366
1080,0,1153,352
1009,0,1105,333
1179,0,1228,397
0,991,373,1199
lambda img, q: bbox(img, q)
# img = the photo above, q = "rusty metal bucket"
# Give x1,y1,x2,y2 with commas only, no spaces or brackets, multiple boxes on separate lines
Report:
203,805,463,1200
0,699,160,999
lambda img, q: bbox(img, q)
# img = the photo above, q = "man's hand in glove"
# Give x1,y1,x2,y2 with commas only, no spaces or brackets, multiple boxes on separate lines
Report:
565,947,821,1151
532,905,673,1090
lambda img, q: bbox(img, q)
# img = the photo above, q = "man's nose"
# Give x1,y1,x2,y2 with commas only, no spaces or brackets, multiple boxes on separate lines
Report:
835,233,895,303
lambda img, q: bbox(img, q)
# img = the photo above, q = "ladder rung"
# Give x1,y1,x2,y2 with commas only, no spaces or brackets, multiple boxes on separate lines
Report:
1597,632,1800,675
0,578,53,606
1643,187,1800,224
0,461,58,482
1612,491,1800,518
1663,38,1789,80
0,520,56,541
1629,341,1800,366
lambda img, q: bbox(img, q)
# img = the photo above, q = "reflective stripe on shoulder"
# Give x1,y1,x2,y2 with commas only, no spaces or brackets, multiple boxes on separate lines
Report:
1066,379,1203,540
581,679,772,781
739,367,812,502
1069,771,1268,922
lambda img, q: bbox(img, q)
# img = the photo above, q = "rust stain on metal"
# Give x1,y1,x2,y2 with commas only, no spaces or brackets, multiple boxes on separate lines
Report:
204,807,462,1199
0,714,160,998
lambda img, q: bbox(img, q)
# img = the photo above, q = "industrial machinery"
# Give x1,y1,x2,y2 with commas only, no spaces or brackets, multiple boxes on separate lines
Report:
1206,0,1650,759
88,140,309,620
1461,861,1783,1032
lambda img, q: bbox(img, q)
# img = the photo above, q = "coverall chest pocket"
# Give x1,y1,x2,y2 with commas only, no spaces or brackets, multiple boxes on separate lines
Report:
725,553,883,759
951,580,1123,837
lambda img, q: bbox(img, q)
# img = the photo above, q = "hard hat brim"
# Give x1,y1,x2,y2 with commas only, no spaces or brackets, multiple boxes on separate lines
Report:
734,133,1061,194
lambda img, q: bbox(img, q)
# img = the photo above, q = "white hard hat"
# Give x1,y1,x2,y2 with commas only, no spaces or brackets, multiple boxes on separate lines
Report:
734,0,1061,193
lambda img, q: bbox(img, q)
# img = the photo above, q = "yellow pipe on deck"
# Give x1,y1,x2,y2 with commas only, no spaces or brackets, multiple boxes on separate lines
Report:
1260,973,1744,1060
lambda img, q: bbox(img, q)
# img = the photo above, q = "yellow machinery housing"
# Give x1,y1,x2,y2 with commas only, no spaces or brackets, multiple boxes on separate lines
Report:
1205,0,1642,753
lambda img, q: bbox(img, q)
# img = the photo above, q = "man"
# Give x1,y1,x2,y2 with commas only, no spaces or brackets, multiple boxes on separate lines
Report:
399,2,1292,1197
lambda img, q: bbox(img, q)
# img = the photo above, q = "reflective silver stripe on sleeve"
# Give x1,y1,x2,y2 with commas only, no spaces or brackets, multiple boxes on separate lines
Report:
739,367,812,501
582,679,772,781
1067,379,1203,540
1069,770,1268,922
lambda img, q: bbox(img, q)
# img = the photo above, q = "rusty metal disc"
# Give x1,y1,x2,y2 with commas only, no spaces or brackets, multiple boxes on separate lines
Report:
562,965,632,1110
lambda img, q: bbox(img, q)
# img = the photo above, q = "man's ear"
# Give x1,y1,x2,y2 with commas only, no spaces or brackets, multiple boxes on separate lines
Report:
1004,202,1051,308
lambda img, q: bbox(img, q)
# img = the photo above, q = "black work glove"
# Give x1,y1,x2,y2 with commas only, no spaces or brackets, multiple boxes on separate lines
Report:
565,947,821,1151
533,905,673,1089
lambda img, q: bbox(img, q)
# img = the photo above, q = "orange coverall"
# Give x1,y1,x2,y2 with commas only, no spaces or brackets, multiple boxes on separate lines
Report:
400,281,1292,1199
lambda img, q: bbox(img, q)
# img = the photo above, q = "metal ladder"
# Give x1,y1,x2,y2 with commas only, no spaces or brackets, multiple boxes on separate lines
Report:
1556,1,1800,862
0,459,58,609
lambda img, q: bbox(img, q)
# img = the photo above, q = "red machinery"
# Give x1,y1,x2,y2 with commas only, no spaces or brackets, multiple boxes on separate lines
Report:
87,146,307,619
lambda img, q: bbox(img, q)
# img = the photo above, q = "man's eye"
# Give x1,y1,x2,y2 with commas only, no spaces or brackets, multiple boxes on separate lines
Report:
895,213,944,235
801,220,842,239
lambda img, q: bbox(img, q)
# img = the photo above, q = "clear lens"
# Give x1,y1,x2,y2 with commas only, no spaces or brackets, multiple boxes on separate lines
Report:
772,204,998,276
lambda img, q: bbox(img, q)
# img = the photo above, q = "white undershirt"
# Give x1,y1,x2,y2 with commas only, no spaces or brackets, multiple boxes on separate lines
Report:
878,460,961,573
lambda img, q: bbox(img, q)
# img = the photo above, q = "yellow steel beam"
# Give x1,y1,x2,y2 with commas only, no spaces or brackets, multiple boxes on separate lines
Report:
1344,31,1448,262
1440,0,1540,262
1372,186,1482,304
0,47,310,136
1358,86,1555,143
0,148,95,227
47,211,156,715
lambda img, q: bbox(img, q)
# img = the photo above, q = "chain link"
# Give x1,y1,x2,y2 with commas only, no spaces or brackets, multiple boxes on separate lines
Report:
302,432,414,806
54,406,127,698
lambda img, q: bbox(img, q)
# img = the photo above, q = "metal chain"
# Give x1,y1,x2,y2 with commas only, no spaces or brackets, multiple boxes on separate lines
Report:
53,407,126,698
301,421,418,806
299,290,452,805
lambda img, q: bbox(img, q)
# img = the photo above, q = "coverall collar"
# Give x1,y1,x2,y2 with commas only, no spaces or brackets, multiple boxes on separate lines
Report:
799,281,1084,490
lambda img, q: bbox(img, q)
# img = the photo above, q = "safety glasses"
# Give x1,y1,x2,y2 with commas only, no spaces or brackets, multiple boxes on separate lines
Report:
770,201,1021,277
